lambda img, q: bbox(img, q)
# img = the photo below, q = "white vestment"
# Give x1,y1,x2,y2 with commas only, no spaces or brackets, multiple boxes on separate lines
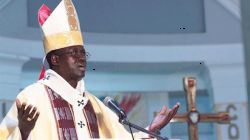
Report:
0,69,150,140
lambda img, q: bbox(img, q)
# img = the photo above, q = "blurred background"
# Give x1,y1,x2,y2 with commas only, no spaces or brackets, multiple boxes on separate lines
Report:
0,0,249,139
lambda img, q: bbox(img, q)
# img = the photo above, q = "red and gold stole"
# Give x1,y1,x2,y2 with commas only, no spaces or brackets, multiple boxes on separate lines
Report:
82,98,99,138
45,86,99,139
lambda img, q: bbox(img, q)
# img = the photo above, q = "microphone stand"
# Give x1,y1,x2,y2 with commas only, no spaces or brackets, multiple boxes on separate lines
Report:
119,117,169,140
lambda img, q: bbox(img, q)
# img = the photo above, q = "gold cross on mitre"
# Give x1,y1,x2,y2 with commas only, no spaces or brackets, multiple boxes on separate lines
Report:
170,77,230,140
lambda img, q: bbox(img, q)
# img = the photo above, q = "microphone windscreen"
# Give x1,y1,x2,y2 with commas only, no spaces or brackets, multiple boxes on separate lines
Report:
103,96,113,106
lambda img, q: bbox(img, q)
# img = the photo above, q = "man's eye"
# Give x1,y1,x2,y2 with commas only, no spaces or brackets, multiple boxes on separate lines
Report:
70,51,76,55
81,51,86,55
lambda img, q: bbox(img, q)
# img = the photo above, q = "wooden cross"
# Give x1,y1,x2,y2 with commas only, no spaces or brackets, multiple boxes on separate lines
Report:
170,77,230,140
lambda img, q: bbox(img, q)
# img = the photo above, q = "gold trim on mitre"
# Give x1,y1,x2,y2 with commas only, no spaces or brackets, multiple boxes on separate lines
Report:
43,31,83,54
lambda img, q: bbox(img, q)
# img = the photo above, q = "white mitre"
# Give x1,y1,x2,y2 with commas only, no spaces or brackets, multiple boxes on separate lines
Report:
38,0,83,55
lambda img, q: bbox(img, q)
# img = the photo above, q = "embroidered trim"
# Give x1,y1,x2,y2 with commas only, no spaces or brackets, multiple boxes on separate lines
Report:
45,86,78,140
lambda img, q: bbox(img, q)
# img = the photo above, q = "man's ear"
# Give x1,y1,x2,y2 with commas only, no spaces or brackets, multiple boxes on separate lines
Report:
51,54,59,66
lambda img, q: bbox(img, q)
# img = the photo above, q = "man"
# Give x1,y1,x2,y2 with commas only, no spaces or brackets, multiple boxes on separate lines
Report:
0,0,179,139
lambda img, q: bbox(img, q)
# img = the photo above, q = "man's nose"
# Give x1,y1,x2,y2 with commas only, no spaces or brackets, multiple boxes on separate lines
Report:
77,53,87,62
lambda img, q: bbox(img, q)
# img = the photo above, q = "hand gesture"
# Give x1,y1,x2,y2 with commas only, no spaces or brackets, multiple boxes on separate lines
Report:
149,102,180,134
16,99,40,140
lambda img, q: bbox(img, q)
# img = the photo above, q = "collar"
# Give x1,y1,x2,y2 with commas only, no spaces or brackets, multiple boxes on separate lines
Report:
38,69,88,108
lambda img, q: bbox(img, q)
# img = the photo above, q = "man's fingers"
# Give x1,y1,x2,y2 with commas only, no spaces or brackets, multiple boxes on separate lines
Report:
172,103,180,116
22,105,33,118
16,99,22,115
164,103,180,123
165,109,172,124
151,103,180,131
168,103,180,119
31,112,40,123
29,107,37,118
19,103,27,117
159,105,168,114
165,103,180,124
16,99,21,108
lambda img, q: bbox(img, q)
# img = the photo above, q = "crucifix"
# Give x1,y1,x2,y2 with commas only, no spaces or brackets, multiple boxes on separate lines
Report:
170,77,230,140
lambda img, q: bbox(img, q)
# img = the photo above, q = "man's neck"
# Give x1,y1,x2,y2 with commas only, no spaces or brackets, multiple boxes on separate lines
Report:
67,80,78,88
52,68,78,89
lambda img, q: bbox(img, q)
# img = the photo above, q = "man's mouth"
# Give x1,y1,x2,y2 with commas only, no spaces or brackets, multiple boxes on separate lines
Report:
78,65,86,71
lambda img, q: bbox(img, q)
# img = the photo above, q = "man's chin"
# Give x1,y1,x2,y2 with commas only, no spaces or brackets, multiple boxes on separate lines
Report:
77,72,85,80
73,70,85,81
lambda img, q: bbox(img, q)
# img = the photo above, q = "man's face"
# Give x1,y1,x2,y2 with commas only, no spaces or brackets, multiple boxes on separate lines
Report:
56,45,87,81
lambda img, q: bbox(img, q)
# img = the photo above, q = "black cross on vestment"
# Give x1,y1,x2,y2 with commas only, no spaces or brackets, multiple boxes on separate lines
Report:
78,121,85,128
78,100,84,106
43,75,50,80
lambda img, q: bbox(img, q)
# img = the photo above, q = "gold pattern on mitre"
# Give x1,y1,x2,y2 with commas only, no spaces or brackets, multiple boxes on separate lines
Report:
43,31,83,54
41,0,83,55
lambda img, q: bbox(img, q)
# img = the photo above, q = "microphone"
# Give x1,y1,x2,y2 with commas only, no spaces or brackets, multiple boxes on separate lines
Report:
103,96,127,120
104,97,167,140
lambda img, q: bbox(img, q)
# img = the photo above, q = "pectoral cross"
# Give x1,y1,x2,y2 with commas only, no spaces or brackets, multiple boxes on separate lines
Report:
170,77,230,140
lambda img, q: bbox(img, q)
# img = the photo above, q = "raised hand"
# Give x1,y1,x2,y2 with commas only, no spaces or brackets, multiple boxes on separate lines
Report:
149,102,180,134
16,99,40,140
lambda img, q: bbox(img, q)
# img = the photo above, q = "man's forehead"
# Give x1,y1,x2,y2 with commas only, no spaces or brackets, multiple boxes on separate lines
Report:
59,45,84,51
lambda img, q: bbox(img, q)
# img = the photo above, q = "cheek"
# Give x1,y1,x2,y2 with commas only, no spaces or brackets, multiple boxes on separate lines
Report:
68,58,79,70
60,58,75,70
